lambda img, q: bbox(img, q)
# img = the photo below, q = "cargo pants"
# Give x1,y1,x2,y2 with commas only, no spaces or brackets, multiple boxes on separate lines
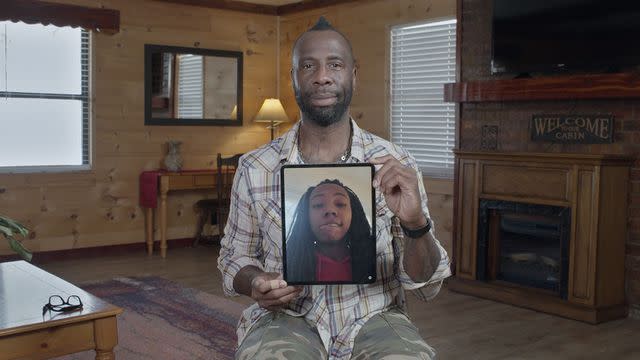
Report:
236,307,436,359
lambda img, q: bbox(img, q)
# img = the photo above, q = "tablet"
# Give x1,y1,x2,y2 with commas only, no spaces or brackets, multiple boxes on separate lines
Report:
281,163,376,285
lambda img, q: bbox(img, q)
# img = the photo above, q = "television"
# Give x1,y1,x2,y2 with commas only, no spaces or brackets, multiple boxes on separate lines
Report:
491,0,640,76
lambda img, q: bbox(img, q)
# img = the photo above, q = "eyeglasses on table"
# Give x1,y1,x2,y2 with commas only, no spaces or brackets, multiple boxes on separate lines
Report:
42,295,83,316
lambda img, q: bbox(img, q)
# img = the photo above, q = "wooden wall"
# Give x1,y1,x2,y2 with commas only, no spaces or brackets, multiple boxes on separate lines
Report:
0,0,455,260
459,0,640,316
0,0,277,254
278,0,457,254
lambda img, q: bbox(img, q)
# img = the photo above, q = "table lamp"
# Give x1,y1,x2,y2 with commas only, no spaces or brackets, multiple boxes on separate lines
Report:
230,105,237,120
254,98,289,140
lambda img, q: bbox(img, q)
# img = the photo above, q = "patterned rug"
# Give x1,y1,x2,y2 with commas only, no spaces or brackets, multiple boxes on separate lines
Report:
56,276,245,359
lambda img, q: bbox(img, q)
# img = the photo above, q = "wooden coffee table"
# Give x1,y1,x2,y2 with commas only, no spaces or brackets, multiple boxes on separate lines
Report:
0,261,123,359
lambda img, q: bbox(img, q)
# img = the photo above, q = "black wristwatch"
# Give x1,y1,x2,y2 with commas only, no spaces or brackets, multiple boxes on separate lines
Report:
400,218,432,238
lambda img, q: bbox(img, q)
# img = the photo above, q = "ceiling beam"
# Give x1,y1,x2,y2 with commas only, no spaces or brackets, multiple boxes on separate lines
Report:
151,0,278,15
151,0,366,15
276,0,363,15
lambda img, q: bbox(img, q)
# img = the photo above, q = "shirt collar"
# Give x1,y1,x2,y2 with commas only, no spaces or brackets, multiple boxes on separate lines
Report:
279,118,366,164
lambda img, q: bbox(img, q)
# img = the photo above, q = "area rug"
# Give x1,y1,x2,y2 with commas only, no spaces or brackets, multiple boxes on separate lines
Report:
56,276,245,360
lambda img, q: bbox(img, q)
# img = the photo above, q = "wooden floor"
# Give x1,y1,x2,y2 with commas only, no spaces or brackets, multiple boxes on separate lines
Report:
41,245,640,359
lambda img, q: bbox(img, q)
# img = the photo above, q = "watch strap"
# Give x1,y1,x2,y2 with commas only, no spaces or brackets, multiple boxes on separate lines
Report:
400,218,432,238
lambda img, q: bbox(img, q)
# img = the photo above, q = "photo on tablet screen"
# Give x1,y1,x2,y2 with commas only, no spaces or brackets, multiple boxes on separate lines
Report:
281,164,376,285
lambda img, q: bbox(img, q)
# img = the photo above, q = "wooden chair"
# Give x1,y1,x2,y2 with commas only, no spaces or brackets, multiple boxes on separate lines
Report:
193,153,242,246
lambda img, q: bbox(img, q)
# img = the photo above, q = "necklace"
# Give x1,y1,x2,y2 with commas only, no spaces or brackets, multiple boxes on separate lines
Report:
297,122,353,164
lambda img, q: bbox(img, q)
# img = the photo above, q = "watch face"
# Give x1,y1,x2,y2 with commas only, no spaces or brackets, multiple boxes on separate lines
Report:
281,163,377,285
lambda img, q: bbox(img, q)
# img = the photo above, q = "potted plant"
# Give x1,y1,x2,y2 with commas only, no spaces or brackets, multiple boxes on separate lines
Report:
0,214,32,261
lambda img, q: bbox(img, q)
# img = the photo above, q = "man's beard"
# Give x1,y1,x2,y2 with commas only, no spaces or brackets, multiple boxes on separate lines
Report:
295,87,352,127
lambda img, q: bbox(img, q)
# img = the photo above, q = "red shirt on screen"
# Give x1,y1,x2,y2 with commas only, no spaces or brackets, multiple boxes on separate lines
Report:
315,252,352,282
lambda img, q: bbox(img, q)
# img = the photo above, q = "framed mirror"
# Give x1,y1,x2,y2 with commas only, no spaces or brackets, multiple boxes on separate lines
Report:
144,44,243,126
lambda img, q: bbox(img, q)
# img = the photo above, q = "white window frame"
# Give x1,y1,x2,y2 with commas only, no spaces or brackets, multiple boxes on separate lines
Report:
0,22,91,173
390,18,457,179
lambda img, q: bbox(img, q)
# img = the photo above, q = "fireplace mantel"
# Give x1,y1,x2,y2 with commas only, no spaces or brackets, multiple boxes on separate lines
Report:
443,73,640,103
450,151,632,323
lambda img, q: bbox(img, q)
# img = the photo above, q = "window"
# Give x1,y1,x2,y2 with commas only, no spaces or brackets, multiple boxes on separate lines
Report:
390,18,456,178
0,21,90,171
176,54,203,119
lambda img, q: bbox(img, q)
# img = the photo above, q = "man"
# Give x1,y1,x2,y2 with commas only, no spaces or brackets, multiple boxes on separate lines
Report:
218,17,451,360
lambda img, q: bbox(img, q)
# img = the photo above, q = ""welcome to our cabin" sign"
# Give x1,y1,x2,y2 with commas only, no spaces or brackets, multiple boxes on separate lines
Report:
530,114,614,143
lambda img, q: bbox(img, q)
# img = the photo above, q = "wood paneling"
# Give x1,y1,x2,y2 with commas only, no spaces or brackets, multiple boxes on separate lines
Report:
423,177,454,256
0,0,276,255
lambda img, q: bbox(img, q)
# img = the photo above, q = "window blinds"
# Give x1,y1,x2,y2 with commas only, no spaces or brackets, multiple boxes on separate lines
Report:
390,19,456,178
177,54,203,119
81,30,89,165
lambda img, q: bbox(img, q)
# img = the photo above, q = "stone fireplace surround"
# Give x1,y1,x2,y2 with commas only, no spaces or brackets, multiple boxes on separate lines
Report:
450,151,631,323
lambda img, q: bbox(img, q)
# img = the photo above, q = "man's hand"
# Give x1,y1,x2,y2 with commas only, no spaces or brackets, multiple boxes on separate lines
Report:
249,272,302,311
371,155,441,282
371,155,426,229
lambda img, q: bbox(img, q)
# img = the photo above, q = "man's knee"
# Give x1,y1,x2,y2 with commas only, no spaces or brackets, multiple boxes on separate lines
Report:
352,309,436,360
236,313,326,360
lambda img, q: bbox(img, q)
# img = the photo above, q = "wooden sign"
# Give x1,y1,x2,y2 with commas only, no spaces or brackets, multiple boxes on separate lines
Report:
531,114,614,143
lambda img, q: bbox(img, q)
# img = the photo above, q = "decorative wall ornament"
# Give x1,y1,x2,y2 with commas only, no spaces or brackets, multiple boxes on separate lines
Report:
481,125,498,150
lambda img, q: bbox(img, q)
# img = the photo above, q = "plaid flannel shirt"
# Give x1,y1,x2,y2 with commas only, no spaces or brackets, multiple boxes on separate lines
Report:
218,119,451,360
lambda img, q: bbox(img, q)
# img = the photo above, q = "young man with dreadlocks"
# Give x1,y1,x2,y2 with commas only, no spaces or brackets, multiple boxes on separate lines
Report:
286,179,374,284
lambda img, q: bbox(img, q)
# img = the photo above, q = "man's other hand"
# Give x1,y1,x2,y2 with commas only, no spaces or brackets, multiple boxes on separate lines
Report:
250,272,302,311
371,155,426,229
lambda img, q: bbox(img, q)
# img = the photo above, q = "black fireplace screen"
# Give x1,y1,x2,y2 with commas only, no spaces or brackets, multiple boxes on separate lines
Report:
477,200,570,299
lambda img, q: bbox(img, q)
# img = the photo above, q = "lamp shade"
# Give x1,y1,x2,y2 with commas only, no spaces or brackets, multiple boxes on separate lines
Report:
254,98,289,124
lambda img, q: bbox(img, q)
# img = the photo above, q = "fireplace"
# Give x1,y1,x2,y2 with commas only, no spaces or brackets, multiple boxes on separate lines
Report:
476,200,570,299
451,151,631,323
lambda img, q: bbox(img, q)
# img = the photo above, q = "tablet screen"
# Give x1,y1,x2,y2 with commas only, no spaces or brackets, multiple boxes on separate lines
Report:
281,163,376,285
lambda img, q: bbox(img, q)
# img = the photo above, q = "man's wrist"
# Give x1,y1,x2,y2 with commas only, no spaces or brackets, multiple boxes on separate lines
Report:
234,265,264,296
400,214,429,230
400,217,431,238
